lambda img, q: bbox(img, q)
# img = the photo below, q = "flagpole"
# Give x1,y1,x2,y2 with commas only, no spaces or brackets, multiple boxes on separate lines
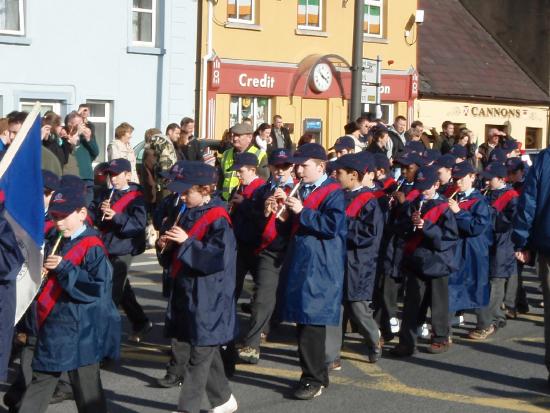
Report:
0,101,42,180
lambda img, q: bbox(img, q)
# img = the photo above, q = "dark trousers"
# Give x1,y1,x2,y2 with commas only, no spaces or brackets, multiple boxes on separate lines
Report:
177,345,232,413
110,255,148,330
348,301,380,348
17,363,106,413
166,338,191,377
4,338,71,410
378,273,402,336
504,261,529,311
539,254,550,375
297,324,328,387
476,278,506,329
235,244,258,300
243,250,283,350
400,274,449,349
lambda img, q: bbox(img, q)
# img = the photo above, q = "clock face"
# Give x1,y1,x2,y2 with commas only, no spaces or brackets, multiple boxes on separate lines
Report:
311,62,333,92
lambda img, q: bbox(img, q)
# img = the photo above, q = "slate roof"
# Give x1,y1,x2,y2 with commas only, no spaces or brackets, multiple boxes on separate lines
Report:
418,0,550,104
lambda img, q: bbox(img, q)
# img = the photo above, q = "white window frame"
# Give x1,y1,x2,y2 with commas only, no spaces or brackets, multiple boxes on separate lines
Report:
131,0,156,47
227,0,255,25
229,96,271,131
86,100,112,163
19,99,62,116
0,0,25,36
297,0,323,31
363,0,383,39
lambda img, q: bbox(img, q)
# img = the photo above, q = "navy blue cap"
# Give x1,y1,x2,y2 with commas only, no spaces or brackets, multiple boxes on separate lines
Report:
94,162,110,177
395,151,425,167
159,160,186,180
423,149,441,164
291,143,327,163
435,154,457,169
452,160,476,179
106,158,132,175
60,175,88,194
49,183,87,217
488,148,507,164
414,166,439,191
355,151,376,172
333,136,355,151
230,152,259,170
501,139,519,154
167,161,218,193
42,170,60,192
268,148,293,166
373,153,391,171
480,162,508,179
449,144,467,159
505,157,524,173
405,141,426,156
334,153,375,174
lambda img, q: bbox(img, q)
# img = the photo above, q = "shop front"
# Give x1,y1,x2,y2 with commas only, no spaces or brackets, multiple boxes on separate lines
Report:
416,99,550,149
206,55,417,148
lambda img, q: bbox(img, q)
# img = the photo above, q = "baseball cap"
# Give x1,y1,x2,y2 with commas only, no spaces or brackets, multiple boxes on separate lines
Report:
230,152,259,170
167,161,218,194
333,136,355,152
42,170,60,192
451,161,476,179
49,183,87,217
268,149,293,166
106,158,132,175
414,166,439,191
480,162,508,179
434,154,457,169
291,143,327,163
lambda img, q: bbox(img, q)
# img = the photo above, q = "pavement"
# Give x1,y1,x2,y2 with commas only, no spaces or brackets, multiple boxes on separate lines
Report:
1,249,549,413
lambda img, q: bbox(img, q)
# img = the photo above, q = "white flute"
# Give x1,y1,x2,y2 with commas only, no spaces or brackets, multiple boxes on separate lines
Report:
101,188,115,221
275,180,303,219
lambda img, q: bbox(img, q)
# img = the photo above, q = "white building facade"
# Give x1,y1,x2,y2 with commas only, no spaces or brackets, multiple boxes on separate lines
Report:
0,0,198,161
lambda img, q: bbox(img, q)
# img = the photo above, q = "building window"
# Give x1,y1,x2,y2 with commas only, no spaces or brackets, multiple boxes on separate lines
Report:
525,127,542,149
229,96,271,131
363,0,383,38
365,103,393,124
297,0,322,30
0,0,25,35
228,0,254,24
132,0,156,46
19,99,63,116
86,100,112,163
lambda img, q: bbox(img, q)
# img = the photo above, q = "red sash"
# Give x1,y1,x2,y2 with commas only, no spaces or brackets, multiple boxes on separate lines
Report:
44,219,55,235
0,190,4,203
170,207,232,278
492,189,519,213
372,178,397,199
459,197,480,211
110,190,142,214
346,191,376,218
443,184,458,198
239,178,265,200
405,189,421,202
403,202,449,255
255,183,295,255
36,236,107,328
291,183,341,236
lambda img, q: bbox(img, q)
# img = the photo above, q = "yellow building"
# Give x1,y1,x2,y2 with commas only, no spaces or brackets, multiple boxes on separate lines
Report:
195,0,420,148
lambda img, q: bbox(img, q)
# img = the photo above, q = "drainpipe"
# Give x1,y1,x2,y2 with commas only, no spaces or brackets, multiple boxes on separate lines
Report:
200,0,214,139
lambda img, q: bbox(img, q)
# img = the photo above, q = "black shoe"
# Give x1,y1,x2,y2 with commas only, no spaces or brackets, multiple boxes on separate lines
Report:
49,387,73,404
128,320,153,343
389,344,416,358
241,302,252,314
156,374,183,388
367,344,382,363
496,319,507,329
293,382,324,400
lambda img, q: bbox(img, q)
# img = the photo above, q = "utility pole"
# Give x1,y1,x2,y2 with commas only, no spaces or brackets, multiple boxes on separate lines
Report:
350,0,364,121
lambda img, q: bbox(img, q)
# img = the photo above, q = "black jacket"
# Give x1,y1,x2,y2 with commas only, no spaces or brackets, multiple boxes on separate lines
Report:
269,126,294,152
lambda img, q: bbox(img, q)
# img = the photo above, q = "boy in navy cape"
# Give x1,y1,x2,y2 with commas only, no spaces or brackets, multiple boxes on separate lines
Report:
159,161,238,413
391,166,459,356
379,151,424,340
468,162,518,340
238,149,295,364
228,152,265,300
90,158,150,343
447,161,492,328
333,152,384,363
277,143,346,400
17,180,120,413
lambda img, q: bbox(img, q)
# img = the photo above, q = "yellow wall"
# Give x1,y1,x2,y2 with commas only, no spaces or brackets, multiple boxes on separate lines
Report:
202,0,418,141
206,0,417,71
416,99,550,149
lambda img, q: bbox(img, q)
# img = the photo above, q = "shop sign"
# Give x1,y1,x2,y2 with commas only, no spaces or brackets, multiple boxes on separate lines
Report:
463,105,523,118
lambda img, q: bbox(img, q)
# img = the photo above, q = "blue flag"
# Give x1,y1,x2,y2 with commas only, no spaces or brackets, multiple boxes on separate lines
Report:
0,115,44,380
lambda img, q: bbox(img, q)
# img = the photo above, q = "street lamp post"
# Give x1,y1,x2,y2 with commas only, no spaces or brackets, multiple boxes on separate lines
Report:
350,0,364,121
